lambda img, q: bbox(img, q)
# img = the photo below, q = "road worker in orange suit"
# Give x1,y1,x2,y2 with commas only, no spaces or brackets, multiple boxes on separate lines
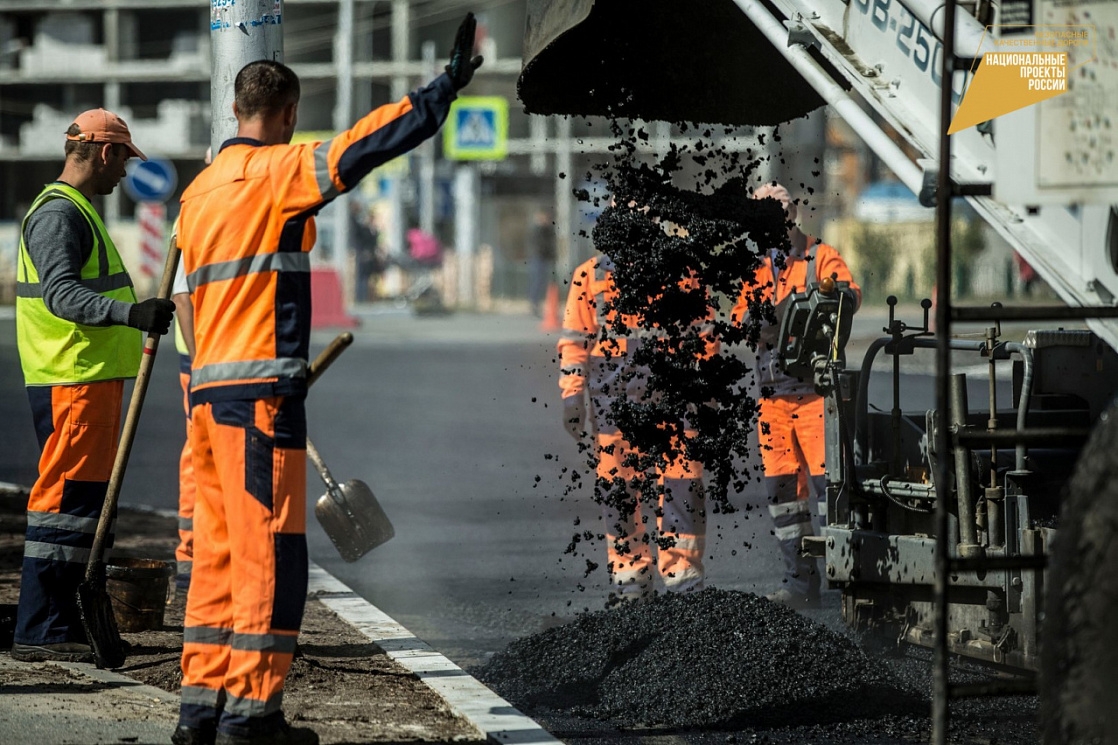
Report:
557,204,715,606
731,182,860,609
172,18,482,745
172,256,196,592
171,148,210,594
12,109,174,663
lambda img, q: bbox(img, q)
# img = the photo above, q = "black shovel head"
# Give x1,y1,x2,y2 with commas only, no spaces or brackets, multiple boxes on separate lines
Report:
77,575,127,669
314,479,395,563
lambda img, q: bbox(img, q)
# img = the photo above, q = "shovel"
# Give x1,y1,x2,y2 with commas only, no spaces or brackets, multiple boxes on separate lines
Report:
308,439,395,562
303,336,395,563
78,234,179,669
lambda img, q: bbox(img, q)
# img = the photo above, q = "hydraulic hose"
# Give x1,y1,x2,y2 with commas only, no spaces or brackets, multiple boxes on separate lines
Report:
1002,342,1035,472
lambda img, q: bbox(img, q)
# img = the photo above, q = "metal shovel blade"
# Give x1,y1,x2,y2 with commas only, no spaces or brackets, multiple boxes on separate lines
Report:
314,479,395,562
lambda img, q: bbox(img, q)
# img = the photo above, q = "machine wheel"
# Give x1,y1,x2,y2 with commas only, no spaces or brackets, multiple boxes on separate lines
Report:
1040,401,1118,744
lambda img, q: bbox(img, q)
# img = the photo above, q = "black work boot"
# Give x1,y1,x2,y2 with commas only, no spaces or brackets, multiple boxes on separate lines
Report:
11,642,93,663
171,723,217,745
215,720,319,745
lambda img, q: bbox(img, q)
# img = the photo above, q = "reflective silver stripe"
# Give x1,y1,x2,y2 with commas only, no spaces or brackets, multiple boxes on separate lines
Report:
313,139,340,201
560,365,587,377
662,566,705,590
231,633,298,654
626,327,666,340
817,501,827,517
26,510,103,535
178,516,194,532
191,357,308,386
224,691,284,718
23,541,90,564
181,685,225,709
176,560,193,576
16,272,133,299
560,329,594,341
187,252,310,291
183,626,233,646
769,500,811,518
594,262,609,283
610,570,651,589
664,535,703,552
774,523,812,541
697,322,716,335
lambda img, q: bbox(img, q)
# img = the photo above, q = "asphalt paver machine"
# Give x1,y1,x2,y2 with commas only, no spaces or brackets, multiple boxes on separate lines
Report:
521,0,1118,740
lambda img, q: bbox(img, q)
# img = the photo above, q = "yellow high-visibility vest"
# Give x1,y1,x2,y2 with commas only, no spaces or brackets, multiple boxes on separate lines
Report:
16,183,141,386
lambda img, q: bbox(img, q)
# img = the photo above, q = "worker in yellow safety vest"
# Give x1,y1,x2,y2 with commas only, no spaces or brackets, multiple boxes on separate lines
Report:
11,109,174,663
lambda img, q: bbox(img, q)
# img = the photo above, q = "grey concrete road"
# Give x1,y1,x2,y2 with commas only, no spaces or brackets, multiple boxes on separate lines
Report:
0,304,1014,671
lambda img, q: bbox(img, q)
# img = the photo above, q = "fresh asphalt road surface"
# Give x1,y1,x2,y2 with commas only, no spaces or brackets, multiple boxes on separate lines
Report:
0,306,1013,670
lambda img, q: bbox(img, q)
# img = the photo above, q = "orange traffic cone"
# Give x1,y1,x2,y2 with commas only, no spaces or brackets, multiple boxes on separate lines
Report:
540,282,561,332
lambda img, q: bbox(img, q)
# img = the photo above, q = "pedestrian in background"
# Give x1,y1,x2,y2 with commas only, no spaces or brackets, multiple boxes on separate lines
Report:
11,109,173,662
557,200,712,606
172,15,482,745
731,182,860,609
528,209,556,317
350,201,381,303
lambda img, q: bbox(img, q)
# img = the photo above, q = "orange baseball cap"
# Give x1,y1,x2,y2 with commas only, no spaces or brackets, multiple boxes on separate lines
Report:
65,109,147,161
753,182,797,224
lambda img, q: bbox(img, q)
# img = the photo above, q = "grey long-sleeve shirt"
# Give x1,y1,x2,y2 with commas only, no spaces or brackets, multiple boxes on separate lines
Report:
22,192,134,327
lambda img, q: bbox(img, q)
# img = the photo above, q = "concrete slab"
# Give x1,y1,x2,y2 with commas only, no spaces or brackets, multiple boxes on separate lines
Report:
0,655,178,745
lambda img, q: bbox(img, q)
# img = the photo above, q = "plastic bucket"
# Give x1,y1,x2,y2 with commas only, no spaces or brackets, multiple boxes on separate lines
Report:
106,558,174,632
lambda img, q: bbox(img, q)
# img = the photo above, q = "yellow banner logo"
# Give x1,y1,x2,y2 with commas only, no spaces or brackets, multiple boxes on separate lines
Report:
949,26,1095,134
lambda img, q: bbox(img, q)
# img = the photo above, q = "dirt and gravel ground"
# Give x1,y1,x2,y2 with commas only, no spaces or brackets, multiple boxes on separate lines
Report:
0,496,482,744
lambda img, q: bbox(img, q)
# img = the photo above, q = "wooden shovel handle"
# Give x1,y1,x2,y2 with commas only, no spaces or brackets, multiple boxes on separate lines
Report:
307,332,353,387
303,333,355,493
85,234,180,583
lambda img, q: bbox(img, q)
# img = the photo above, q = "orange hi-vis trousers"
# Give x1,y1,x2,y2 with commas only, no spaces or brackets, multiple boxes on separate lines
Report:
595,428,706,599
758,393,826,597
179,396,307,738
15,381,122,646
176,355,195,587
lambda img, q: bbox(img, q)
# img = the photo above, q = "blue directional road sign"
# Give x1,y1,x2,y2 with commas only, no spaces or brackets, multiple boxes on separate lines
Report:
124,158,178,203
443,97,509,161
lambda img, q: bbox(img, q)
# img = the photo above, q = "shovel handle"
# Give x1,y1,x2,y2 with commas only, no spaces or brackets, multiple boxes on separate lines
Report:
307,332,354,388
85,233,180,583
306,437,341,493
304,334,354,501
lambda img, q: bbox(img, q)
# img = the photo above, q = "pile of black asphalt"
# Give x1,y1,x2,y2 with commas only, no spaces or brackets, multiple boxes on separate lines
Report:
475,588,923,731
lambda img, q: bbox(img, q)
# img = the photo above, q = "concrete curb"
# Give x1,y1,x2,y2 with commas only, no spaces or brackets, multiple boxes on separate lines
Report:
307,563,560,745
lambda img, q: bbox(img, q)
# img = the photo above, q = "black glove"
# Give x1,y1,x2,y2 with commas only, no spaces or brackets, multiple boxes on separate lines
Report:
562,396,587,441
127,298,175,335
446,13,484,90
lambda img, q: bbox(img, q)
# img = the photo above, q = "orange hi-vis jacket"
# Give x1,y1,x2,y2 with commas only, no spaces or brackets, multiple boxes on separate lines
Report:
179,75,457,403
558,254,718,412
731,240,861,398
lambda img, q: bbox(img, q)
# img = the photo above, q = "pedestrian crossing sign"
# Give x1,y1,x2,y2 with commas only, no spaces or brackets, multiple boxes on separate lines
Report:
444,96,509,160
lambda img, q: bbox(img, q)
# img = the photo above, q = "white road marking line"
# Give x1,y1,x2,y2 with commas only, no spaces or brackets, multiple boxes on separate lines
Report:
307,564,561,744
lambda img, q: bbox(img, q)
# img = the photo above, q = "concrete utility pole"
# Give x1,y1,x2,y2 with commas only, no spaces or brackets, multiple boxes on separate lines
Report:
332,0,355,284
389,0,410,262
555,115,573,282
454,165,479,308
419,40,438,236
210,0,284,153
